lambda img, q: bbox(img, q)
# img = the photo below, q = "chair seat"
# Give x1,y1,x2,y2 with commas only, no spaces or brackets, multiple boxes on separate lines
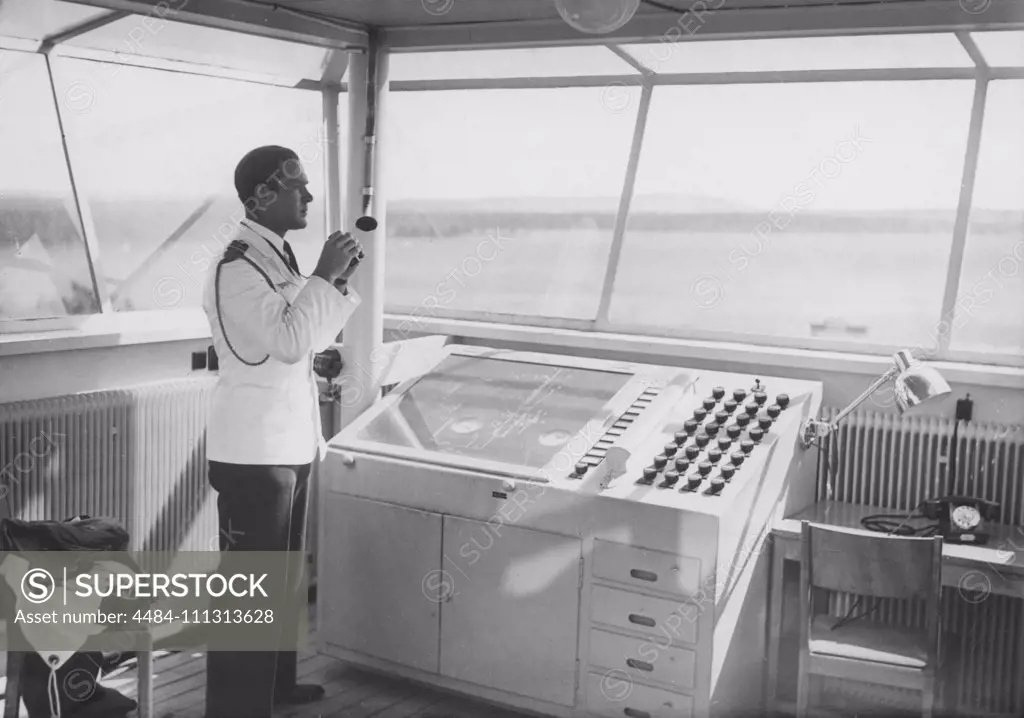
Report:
809,614,929,668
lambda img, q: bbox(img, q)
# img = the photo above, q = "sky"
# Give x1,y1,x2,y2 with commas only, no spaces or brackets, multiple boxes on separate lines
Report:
1,23,1023,211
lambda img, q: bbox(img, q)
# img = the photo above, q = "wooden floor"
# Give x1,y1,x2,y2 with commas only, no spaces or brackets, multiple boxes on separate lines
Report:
1,602,536,718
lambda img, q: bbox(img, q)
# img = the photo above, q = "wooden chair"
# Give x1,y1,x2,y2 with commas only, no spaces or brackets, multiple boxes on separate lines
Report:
797,521,943,717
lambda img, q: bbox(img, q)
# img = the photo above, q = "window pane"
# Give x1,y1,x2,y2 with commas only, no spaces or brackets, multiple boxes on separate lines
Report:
620,33,971,74
383,87,640,320
64,17,332,83
971,31,1024,68
51,58,333,311
388,47,637,81
609,81,973,347
0,51,100,321
0,0,111,42
951,81,1024,355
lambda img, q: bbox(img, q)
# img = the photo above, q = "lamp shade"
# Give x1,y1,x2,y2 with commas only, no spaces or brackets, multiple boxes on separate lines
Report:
554,0,640,34
892,349,951,415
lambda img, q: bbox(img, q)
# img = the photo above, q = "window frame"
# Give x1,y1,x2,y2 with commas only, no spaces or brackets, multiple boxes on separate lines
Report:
2,24,1023,371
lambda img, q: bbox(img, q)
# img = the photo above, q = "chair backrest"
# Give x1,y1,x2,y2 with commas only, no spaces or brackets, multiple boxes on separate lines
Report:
800,521,943,602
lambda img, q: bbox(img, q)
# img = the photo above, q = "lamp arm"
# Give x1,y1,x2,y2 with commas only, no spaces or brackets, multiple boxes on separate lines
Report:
800,365,899,449
831,365,899,426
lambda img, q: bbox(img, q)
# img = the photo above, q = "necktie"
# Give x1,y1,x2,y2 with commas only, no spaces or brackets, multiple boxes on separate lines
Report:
282,241,300,274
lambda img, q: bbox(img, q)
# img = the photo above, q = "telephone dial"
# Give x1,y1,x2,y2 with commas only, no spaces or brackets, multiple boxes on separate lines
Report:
922,496,999,545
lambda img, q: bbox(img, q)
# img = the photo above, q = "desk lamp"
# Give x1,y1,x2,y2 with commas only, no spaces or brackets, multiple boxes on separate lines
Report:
800,349,951,449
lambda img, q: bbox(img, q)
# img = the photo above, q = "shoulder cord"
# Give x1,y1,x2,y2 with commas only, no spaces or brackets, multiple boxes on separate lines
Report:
214,239,277,366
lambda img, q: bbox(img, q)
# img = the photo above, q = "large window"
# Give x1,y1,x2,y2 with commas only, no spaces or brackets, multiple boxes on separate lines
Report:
383,86,640,320
50,58,332,311
2,17,1022,367
0,51,100,321
951,81,1024,356
608,81,973,347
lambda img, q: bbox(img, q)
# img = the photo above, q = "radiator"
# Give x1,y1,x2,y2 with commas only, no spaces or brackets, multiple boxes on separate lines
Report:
813,407,1024,717
0,377,220,555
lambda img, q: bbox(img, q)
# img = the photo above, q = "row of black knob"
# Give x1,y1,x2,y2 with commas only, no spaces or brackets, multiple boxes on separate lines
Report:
631,387,791,496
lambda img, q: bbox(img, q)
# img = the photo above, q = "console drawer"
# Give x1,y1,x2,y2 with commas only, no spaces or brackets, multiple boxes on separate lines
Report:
593,539,700,597
585,671,693,718
591,585,699,646
589,628,697,692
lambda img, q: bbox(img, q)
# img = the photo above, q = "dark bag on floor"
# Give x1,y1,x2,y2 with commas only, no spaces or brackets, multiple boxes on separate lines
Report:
1,516,139,718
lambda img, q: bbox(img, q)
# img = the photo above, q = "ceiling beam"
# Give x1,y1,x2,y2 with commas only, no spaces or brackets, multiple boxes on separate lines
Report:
62,0,368,51
40,10,130,47
382,0,1024,51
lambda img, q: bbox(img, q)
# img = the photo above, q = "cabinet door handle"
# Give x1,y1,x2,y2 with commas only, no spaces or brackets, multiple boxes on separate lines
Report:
629,569,658,582
626,658,654,672
628,614,656,627
623,709,651,718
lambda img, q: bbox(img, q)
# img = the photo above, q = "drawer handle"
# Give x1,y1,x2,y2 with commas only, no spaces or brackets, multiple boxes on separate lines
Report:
626,658,654,672
628,614,656,627
623,709,651,718
630,569,658,582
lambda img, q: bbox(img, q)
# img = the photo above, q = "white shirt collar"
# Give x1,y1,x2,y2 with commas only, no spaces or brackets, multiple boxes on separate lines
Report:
240,218,286,254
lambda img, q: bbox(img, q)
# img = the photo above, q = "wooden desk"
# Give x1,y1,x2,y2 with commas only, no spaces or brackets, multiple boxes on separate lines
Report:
767,501,1024,715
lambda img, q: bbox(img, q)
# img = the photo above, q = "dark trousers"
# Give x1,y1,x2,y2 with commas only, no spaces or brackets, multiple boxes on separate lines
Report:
205,460,311,718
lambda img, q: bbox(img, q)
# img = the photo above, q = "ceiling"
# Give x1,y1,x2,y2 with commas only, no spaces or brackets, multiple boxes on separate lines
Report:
61,0,1024,52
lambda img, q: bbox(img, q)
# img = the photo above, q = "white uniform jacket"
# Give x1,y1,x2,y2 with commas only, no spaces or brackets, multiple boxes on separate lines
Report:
201,219,360,466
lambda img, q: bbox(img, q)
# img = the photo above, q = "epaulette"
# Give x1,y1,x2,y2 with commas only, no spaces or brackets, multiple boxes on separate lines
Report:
223,239,249,262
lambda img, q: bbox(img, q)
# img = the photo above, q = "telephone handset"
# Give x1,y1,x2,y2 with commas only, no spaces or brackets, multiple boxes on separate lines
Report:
922,496,999,545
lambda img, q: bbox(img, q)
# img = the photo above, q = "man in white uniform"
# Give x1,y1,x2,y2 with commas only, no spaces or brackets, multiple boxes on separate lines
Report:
201,145,362,717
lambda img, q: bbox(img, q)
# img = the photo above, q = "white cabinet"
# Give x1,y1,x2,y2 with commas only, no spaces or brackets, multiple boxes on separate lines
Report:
319,494,442,673
439,516,581,707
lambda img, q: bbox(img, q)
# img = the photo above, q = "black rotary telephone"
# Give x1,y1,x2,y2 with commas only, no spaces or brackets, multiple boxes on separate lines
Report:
922,496,999,545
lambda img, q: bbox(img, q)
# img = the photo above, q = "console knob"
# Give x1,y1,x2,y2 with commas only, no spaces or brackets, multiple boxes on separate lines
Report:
574,462,588,475
712,386,726,400
715,410,730,424
684,419,699,435
776,394,790,409
698,461,712,476
653,455,668,469
758,416,772,431
704,422,720,437
693,408,707,422
767,404,781,419
721,464,736,480
741,439,754,454
695,433,710,448
718,436,732,451
707,448,722,463
686,446,700,460
754,391,768,406
730,450,745,465
664,443,678,457
674,431,687,445
641,466,658,483
675,457,690,472
733,389,747,402
736,414,751,427
709,477,725,494
723,400,738,413
745,402,759,416
703,397,717,411
749,427,764,443
687,475,702,490
726,424,742,439
662,470,680,487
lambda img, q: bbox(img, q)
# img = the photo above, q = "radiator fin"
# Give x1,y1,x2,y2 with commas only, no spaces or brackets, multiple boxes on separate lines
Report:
0,378,218,554
810,407,1023,716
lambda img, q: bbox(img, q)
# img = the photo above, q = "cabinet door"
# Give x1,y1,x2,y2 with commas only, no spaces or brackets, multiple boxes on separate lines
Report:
319,494,442,673
440,517,581,706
